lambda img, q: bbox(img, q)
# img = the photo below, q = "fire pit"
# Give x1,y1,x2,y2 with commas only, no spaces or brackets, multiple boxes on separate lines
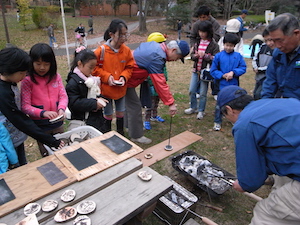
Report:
171,150,235,197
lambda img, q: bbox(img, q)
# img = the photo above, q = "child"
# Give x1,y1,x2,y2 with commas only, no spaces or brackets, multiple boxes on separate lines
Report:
211,33,247,130
92,19,134,135
21,43,68,157
0,47,64,165
66,47,107,132
142,32,168,130
0,123,19,174
252,29,275,100
184,20,219,120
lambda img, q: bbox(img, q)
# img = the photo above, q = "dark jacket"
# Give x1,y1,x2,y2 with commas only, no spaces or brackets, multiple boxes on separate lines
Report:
191,38,220,72
190,16,221,46
262,47,300,99
65,72,105,132
0,80,60,148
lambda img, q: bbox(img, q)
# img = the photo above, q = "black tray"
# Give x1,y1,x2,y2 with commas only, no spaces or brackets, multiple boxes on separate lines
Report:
171,150,235,196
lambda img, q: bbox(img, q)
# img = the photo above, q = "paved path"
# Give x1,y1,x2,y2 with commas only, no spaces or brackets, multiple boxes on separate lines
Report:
54,18,165,56
54,18,259,56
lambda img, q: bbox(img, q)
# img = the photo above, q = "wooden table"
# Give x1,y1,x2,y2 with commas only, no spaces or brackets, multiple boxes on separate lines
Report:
0,131,173,225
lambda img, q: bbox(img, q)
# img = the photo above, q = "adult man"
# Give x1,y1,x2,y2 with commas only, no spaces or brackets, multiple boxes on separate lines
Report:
261,13,300,99
236,9,248,37
47,24,56,48
177,19,183,40
190,5,221,46
125,40,189,144
218,85,300,225
88,15,93,35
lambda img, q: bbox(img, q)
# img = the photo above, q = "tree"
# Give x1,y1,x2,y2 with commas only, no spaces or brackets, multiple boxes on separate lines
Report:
106,0,122,16
166,3,191,30
123,0,138,17
16,0,32,30
138,0,148,33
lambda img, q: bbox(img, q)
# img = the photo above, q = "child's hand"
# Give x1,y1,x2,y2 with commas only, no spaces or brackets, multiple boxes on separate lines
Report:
108,75,115,86
198,50,205,58
58,140,65,149
58,109,66,119
96,97,108,109
116,77,125,86
44,111,58,119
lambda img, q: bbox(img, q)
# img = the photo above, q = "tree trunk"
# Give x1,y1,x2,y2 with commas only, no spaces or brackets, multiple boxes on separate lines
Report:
138,0,147,33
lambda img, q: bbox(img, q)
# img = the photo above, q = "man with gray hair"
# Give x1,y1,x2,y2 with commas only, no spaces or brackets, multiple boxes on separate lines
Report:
261,13,300,99
125,40,189,144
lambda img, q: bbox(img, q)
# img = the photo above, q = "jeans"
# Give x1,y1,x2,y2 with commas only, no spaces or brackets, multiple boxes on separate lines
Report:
49,36,56,48
104,97,125,116
214,104,222,123
188,72,201,111
199,80,210,112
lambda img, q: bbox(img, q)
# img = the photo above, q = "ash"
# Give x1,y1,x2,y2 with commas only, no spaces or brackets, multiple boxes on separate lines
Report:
178,155,230,192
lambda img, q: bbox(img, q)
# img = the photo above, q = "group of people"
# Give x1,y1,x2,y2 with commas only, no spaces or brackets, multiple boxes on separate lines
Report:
1,7,300,224
184,6,300,224
0,18,189,174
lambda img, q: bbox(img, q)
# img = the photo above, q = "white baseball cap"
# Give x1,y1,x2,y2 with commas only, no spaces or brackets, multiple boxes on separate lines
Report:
226,19,241,33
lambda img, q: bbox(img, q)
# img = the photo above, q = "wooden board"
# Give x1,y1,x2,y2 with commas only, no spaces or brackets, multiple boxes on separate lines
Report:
0,155,76,217
40,167,173,225
55,131,144,181
135,131,202,167
1,158,142,225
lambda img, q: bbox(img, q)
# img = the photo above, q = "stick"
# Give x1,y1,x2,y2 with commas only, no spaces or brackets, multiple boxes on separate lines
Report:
186,208,219,225
200,203,223,212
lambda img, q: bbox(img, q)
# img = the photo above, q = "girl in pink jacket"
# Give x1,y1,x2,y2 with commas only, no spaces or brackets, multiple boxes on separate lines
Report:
21,43,68,157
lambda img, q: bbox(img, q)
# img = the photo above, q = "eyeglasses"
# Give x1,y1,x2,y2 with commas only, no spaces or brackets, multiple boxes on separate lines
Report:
119,33,130,39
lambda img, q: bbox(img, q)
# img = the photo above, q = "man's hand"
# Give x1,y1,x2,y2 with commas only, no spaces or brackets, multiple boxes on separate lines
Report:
232,180,245,192
169,103,177,116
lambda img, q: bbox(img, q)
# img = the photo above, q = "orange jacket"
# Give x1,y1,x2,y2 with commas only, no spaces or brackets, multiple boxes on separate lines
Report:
93,42,134,100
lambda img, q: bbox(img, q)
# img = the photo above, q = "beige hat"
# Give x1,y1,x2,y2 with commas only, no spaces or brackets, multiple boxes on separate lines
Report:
226,19,241,33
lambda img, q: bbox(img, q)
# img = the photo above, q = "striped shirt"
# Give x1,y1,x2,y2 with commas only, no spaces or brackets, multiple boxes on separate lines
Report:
197,39,210,71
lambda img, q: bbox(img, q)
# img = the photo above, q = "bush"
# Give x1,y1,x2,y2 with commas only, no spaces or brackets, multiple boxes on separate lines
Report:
31,6,59,29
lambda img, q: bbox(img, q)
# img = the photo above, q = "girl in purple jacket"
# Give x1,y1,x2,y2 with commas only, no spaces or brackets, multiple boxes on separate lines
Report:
21,43,68,157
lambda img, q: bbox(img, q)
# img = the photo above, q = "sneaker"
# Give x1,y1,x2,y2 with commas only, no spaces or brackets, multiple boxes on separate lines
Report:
196,112,204,120
213,95,218,101
150,116,165,122
184,108,197,114
213,123,221,131
144,121,151,130
131,136,152,144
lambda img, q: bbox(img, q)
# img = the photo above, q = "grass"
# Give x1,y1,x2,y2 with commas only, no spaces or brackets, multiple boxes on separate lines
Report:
1,11,272,225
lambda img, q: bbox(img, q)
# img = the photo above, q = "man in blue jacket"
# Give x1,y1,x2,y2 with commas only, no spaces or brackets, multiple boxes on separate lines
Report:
218,85,300,225
261,13,300,99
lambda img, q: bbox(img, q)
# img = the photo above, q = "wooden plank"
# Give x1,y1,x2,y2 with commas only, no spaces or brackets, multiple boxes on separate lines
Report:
135,131,202,167
0,158,143,224
40,167,173,225
55,131,144,181
0,155,76,218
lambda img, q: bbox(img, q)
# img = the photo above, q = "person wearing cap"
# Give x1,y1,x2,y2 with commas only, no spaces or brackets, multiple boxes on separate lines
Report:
141,32,168,130
210,33,246,131
125,40,189,144
190,5,221,46
236,9,248,37
261,13,300,100
218,18,244,55
218,85,300,225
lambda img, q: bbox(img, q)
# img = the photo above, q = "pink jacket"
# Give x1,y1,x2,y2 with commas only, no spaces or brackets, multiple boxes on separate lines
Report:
21,73,68,120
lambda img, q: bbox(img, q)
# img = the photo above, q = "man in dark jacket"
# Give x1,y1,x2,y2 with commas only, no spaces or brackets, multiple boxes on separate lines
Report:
261,13,300,99
190,5,221,46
